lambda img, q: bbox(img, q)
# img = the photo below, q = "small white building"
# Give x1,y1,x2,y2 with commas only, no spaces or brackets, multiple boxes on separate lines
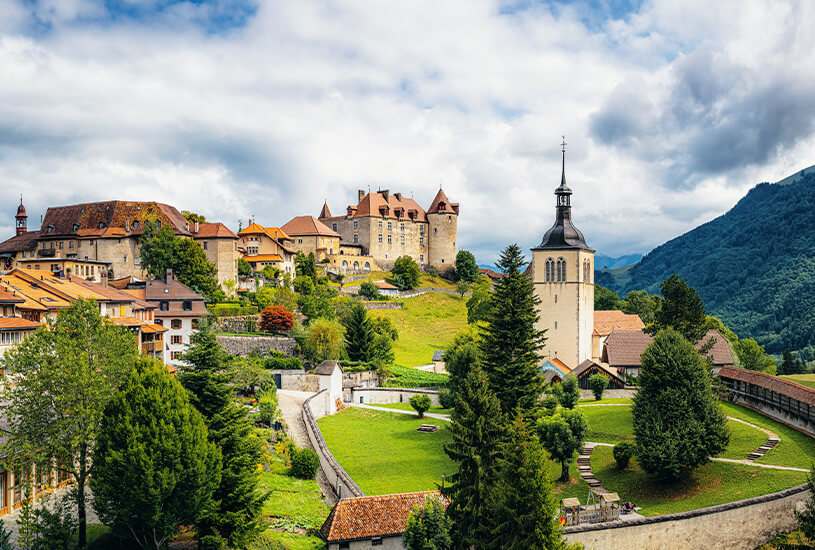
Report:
314,360,344,415
373,281,399,297
320,491,447,550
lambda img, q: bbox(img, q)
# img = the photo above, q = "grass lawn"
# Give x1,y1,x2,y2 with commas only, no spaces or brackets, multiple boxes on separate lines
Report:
722,402,815,469
384,365,449,388
547,457,590,503
370,292,467,366
261,531,326,550
780,373,815,390
338,272,458,291
317,407,455,495
578,398,633,405
591,445,808,516
369,402,452,415
717,419,769,460
582,405,634,443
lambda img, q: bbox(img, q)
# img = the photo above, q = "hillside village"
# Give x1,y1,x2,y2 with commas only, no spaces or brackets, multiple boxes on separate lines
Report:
0,153,813,550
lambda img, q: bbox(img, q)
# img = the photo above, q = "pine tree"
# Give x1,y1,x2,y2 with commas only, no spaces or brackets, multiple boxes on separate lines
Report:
442,366,504,549
648,275,707,342
403,497,453,550
180,318,267,547
479,244,546,417
780,349,795,375
342,303,375,362
487,415,571,550
633,328,730,480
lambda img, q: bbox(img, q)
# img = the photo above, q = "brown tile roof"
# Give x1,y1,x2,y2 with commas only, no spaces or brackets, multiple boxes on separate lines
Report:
718,365,815,407
0,318,41,330
573,359,626,385
319,202,332,219
603,328,735,367
39,201,190,238
145,274,205,302
351,191,429,222
193,222,237,239
0,287,24,304
320,491,447,543
427,188,459,215
314,360,341,375
0,230,40,253
109,276,136,289
373,281,398,290
281,216,340,238
594,310,645,337
478,268,506,280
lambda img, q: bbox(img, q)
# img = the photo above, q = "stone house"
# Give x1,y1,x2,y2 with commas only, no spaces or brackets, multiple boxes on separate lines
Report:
281,216,342,260
317,188,459,270
191,222,239,287
237,222,296,277
320,491,448,549
0,286,40,360
591,310,645,362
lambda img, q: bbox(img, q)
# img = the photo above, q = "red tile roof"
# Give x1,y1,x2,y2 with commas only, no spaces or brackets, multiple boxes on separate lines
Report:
0,287,24,304
0,318,41,330
427,188,459,215
39,201,190,238
281,216,340,237
373,281,398,290
320,491,447,543
193,222,237,239
347,191,429,222
718,365,815,407
478,268,506,280
603,328,735,367
594,310,645,336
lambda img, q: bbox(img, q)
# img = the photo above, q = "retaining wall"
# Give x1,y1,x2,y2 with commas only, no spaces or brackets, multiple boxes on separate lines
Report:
729,394,815,438
216,334,298,357
215,314,261,334
362,302,404,310
565,484,811,550
579,388,638,400
302,390,365,500
350,387,441,407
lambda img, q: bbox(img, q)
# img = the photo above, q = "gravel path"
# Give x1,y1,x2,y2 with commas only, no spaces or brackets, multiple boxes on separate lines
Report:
277,390,337,505
1,486,98,548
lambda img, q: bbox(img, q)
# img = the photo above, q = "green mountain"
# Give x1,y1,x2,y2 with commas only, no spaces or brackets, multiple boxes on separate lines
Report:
596,165,815,358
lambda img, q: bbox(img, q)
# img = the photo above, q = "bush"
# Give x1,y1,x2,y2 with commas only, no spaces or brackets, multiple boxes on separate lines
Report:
259,306,295,333
290,448,320,479
358,281,380,300
613,442,635,470
559,375,580,409
247,531,286,550
410,394,432,417
588,373,609,401
200,535,229,550
438,388,454,409
262,356,302,370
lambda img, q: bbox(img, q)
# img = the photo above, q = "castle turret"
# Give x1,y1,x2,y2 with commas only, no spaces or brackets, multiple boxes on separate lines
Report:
426,188,459,269
531,140,594,368
15,198,27,236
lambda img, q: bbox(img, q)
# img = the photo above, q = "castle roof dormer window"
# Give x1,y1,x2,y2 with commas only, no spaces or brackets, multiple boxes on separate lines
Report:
98,221,106,230
72,223,80,232
47,225,54,234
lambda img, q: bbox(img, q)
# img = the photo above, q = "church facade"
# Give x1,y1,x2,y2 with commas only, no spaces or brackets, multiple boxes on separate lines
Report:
531,150,595,369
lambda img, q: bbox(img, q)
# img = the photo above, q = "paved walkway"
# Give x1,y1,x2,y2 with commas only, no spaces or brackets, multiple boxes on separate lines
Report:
277,390,337,505
1,486,98,547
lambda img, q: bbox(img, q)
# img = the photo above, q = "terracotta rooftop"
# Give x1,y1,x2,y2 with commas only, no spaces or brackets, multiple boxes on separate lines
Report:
320,491,447,543
0,287,24,304
244,254,283,263
0,230,40,253
478,268,506,280
718,365,815,407
38,201,190,238
193,222,237,239
373,281,398,290
0,318,41,330
145,272,205,302
427,188,460,215
593,310,645,336
281,216,340,238
319,202,332,219
603,328,734,367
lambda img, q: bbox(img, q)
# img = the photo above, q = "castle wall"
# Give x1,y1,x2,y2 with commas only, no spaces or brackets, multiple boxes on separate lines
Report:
427,212,457,268
327,216,431,267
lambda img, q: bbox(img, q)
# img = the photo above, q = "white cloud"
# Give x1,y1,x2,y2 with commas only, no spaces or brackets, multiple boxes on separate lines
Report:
1,0,814,265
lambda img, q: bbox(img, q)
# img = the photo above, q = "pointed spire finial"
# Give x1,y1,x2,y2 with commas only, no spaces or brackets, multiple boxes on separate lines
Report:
560,135,567,188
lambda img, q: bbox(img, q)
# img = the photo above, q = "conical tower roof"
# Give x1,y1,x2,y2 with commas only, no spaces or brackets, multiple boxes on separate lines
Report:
319,201,332,219
427,188,451,214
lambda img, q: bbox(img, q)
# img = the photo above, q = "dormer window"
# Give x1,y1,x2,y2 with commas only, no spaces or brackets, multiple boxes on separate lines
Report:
98,221,106,229
72,223,80,232
132,221,140,229
438,202,446,211
47,225,54,234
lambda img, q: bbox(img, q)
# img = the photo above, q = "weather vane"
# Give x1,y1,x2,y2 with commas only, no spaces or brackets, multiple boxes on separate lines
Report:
561,135,567,153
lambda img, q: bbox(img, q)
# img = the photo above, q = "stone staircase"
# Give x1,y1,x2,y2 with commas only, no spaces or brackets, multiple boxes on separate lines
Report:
746,436,780,461
577,443,608,494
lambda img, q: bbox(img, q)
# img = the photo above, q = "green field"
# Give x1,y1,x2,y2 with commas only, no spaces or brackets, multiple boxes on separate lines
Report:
336,272,459,291
717,419,769,460
318,407,455,495
591,445,807,516
578,398,633,405
370,292,468,367
780,373,815,389
369,402,452,415
259,445,331,529
384,365,449,388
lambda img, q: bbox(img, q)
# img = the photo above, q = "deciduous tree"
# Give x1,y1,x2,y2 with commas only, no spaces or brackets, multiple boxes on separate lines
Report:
92,359,221,550
588,373,609,401
538,409,587,482
1,300,137,548
594,285,621,310
259,305,295,333
305,319,345,361
455,250,479,283
734,338,776,373
388,255,421,290
633,328,729,480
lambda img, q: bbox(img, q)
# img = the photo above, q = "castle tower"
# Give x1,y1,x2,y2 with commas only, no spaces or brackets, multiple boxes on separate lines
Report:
427,188,459,269
531,140,594,368
15,197,27,236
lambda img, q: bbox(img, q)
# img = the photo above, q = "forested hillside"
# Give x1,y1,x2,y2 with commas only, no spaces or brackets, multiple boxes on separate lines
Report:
596,167,815,358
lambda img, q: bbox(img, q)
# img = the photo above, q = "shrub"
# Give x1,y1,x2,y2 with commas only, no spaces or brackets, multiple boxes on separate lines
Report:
613,442,635,470
410,394,432,417
559,375,580,409
290,448,320,479
200,535,229,550
588,373,609,401
438,388,454,409
542,394,558,415
259,306,295,333
209,304,259,317
359,281,380,300
262,356,302,370
247,531,286,550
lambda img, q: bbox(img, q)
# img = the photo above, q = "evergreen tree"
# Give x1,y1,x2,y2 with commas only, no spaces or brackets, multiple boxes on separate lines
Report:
91,359,221,549
455,250,479,283
648,275,707,342
443,327,482,399
403,497,453,550
342,303,375,362
466,275,492,324
780,349,795,375
180,318,267,548
479,244,546,417
633,328,730,480
487,415,571,550
442,366,504,550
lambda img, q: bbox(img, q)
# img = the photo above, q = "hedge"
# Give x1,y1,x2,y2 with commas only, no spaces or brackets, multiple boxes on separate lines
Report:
263,357,303,370
208,304,259,317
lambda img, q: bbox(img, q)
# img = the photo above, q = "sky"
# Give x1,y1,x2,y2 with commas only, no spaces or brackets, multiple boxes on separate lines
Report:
1,0,815,264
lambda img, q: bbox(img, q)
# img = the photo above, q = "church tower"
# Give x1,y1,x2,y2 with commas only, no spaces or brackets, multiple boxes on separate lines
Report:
15,197,27,237
531,140,594,368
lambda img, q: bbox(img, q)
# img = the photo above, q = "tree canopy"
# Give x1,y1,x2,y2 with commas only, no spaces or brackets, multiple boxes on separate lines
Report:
455,250,479,283
647,275,707,342
388,255,421,290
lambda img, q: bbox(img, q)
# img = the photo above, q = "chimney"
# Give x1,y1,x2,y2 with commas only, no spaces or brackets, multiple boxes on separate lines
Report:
394,192,402,201
194,220,200,233
381,189,389,201
166,269,173,284
358,189,365,203
101,270,108,287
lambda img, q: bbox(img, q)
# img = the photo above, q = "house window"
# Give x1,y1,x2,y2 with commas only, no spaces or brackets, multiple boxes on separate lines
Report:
545,258,554,282
59,242,63,249
556,257,567,282
387,222,392,231
203,242,208,250
298,239,303,244
69,241,74,249
183,301,192,311
419,225,424,234
353,234,359,244
353,220,358,229
172,335,182,345
160,301,169,312
378,234,383,243
419,254,424,263
400,235,405,244
192,319,199,329
387,235,392,244
155,319,163,326
170,351,181,361
332,223,338,231
248,247,258,255
400,223,405,232
378,221,383,230
371,539,383,546
419,237,424,246
21,250,26,258
171,319,182,329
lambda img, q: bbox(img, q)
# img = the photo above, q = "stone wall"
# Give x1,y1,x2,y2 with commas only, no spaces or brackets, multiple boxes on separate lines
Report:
579,388,638,400
565,484,811,550
362,302,404,310
350,387,441,407
216,334,297,357
215,314,261,334
302,390,365,500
